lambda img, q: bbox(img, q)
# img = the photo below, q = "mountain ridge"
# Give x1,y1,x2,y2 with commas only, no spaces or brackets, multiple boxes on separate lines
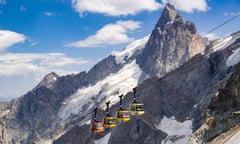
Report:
0,3,240,144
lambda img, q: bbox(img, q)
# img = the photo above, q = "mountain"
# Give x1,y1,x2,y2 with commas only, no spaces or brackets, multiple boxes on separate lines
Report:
0,3,240,144
52,32,240,144
137,3,204,76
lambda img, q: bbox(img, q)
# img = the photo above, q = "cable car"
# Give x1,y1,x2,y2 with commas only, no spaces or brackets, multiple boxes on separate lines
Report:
103,102,117,128
130,87,145,116
116,95,131,122
91,108,104,134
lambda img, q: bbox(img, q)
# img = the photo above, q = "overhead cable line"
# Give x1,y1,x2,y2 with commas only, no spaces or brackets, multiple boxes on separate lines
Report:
202,14,240,37
63,13,240,127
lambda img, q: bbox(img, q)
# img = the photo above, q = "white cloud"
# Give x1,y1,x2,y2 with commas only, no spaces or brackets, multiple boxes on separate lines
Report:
43,12,60,16
71,0,162,16
0,53,93,100
0,53,90,77
162,0,208,13
65,20,141,48
0,30,26,51
204,33,220,41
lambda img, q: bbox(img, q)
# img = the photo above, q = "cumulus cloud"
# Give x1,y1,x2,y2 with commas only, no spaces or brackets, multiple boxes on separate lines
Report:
0,53,90,76
162,0,208,13
65,20,141,48
71,0,162,16
0,30,26,51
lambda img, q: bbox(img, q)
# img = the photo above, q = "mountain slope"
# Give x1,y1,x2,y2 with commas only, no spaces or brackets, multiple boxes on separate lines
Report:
53,32,240,144
0,3,239,144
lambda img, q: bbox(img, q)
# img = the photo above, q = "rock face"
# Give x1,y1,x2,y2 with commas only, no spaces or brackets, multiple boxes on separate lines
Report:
84,55,122,85
189,71,240,143
0,71,88,143
137,3,204,76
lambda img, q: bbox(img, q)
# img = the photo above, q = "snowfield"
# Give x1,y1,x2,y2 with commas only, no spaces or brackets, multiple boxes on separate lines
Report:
225,130,240,144
95,132,111,144
112,35,149,64
212,32,240,52
226,47,240,67
58,60,142,121
156,116,192,144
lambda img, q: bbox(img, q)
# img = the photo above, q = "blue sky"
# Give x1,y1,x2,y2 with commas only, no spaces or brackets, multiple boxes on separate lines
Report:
0,0,239,100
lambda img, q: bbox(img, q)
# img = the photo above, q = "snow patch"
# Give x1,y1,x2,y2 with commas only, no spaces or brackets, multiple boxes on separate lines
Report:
112,35,149,64
225,130,240,144
0,109,9,117
212,36,232,52
212,33,240,52
80,119,91,126
95,132,111,144
39,139,53,144
52,76,57,81
58,60,142,121
226,48,240,66
166,20,174,25
156,116,192,144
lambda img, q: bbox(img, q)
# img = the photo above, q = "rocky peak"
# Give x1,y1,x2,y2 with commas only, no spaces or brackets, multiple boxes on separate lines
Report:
156,3,183,30
137,4,204,76
37,72,58,89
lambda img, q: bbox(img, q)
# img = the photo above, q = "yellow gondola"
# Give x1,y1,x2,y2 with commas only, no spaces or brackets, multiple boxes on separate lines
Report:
130,87,145,116
103,102,117,128
116,109,131,122
130,102,144,115
103,116,117,128
116,95,131,122
91,108,105,134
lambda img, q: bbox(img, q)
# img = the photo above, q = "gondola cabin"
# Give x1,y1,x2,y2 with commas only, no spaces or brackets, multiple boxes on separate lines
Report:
91,108,104,134
116,109,131,122
91,121,104,134
130,102,144,116
116,95,131,122
130,88,145,116
103,101,117,128
103,115,117,128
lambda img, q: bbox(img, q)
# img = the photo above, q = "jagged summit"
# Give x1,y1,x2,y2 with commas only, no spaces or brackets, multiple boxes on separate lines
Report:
137,3,204,76
156,3,183,29
156,3,196,34
37,72,58,89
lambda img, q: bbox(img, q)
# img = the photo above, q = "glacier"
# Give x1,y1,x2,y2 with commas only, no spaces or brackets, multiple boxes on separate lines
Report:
226,47,240,67
156,116,193,144
58,60,142,121
112,35,149,64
